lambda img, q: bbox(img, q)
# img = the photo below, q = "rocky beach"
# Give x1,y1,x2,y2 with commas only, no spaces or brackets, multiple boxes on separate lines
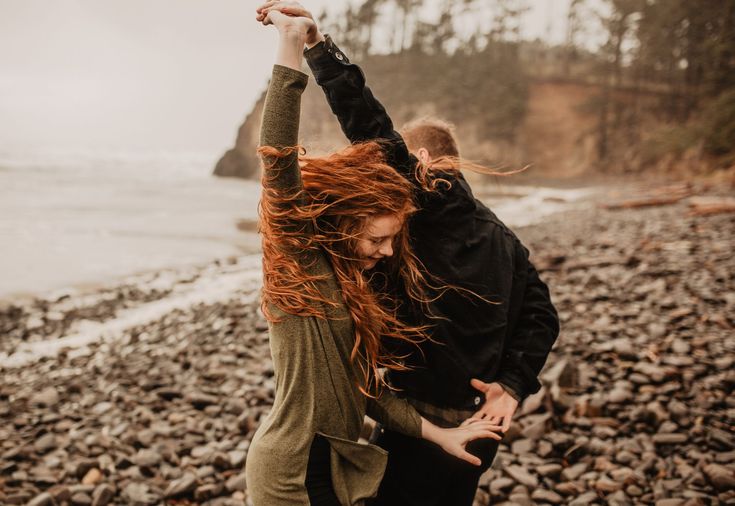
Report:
1,183,733,505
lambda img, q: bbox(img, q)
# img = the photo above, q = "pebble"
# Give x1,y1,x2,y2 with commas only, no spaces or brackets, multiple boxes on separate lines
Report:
489,477,515,495
133,449,161,467
595,476,622,493
608,490,632,506
569,491,600,506
3,199,733,505
164,473,198,498
5,492,32,505
228,450,247,468
702,463,735,491
537,463,563,477
561,462,588,481
627,484,644,496
531,489,563,503
504,465,538,488
608,388,632,403
615,450,638,466
511,438,535,455
28,492,55,506
225,472,248,492
91,484,114,506
81,468,102,485
34,433,57,453
195,483,224,501
48,485,71,503
186,392,219,409
122,482,159,505
30,387,60,407
70,492,92,506
653,433,688,445
555,481,584,496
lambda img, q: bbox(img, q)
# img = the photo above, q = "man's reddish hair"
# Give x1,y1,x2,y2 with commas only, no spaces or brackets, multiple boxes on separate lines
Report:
400,117,460,158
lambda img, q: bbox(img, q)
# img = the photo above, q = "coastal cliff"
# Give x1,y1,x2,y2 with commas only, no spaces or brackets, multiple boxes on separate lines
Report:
213,49,606,181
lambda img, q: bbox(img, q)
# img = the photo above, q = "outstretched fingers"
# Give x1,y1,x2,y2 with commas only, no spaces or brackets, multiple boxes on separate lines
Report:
501,414,512,432
456,450,482,467
461,422,504,442
468,428,503,442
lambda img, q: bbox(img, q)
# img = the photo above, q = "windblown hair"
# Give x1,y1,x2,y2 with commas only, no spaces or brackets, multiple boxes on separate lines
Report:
258,141,432,396
401,117,526,190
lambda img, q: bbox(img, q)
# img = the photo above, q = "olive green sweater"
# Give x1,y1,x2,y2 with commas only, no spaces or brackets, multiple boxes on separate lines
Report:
244,65,422,506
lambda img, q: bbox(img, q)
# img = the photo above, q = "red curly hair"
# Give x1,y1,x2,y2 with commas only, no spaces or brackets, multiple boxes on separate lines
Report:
258,141,432,396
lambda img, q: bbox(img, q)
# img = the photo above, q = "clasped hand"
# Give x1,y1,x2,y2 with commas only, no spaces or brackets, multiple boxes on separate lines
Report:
256,1,320,45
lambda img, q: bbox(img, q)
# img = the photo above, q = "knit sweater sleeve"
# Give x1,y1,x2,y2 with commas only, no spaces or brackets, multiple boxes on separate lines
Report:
366,392,422,438
259,64,310,232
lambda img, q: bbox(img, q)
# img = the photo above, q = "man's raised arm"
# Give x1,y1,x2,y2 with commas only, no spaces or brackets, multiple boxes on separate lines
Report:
304,35,415,176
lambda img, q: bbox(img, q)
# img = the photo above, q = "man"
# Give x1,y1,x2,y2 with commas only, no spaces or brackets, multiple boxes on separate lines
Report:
262,3,559,503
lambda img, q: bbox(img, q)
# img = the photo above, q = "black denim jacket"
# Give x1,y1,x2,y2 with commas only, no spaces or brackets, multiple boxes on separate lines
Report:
304,36,560,409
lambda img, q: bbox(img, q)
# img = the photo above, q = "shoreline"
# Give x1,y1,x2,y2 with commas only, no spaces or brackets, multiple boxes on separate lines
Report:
0,248,259,307
0,182,602,304
1,184,733,504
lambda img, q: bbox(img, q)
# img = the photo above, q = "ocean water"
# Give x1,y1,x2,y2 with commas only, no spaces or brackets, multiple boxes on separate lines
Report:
0,148,261,299
0,147,597,301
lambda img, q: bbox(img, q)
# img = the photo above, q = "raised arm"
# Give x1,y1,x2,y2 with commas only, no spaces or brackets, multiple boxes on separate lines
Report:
257,8,315,193
259,64,307,190
256,5,319,261
304,36,416,177
258,2,415,176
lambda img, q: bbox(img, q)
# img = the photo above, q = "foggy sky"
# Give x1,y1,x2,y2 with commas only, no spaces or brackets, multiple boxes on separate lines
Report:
0,0,577,156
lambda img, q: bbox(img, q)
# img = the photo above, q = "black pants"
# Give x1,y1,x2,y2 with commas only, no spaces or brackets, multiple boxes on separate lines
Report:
367,428,498,506
305,434,342,506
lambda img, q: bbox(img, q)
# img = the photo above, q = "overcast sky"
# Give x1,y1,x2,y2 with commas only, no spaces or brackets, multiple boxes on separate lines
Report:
0,0,581,156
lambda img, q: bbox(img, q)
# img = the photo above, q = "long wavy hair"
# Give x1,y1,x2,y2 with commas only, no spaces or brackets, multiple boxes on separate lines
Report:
258,141,432,396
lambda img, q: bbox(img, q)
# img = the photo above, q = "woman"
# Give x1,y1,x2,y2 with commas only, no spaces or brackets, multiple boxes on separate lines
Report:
244,6,503,506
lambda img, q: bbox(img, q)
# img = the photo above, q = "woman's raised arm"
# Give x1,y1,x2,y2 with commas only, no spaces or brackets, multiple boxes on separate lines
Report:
256,8,312,228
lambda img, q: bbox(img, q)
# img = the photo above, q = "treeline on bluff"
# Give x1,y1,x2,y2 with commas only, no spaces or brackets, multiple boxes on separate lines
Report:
214,0,735,180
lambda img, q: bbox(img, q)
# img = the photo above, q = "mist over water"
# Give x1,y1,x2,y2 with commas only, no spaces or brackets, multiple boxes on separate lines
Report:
0,149,261,298
0,0,592,299
0,145,596,299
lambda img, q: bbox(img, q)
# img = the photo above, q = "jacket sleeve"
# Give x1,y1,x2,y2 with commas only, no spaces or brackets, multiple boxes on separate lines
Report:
303,35,416,179
495,243,560,402
366,392,422,438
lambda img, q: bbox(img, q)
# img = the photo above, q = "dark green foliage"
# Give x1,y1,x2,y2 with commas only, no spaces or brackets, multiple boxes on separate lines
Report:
639,125,702,167
590,0,735,167
360,45,528,141
703,89,735,157
215,0,735,178
319,0,531,141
